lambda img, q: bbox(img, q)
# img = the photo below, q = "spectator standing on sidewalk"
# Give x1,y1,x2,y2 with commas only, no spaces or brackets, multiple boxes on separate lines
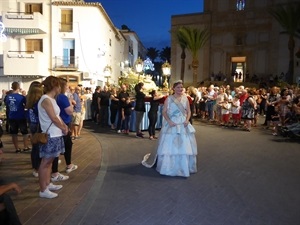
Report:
56,78,78,174
134,82,146,138
241,89,257,131
26,81,43,177
121,97,134,134
78,94,86,136
116,84,129,133
109,87,119,129
37,76,68,199
71,86,81,139
91,86,101,123
148,90,164,140
5,82,30,153
204,84,216,122
98,85,110,127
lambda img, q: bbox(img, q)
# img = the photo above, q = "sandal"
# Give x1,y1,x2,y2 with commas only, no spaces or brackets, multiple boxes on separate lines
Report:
15,148,21,153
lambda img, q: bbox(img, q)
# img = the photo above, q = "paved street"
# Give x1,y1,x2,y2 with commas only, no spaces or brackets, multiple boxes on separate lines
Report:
1,118,300,225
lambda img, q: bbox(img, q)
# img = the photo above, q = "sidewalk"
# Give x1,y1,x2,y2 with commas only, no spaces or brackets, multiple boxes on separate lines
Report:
0,128,102,225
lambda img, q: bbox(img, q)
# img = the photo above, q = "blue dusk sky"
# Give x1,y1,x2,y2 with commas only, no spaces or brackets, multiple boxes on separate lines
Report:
85,0,204,50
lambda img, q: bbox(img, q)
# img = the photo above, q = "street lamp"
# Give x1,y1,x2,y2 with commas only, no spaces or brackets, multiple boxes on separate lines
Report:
103,65,112,87
162,60,171,91
135,57,143,82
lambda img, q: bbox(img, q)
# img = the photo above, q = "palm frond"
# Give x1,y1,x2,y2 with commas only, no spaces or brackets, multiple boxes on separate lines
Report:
176,26,210,58
269,2,300,37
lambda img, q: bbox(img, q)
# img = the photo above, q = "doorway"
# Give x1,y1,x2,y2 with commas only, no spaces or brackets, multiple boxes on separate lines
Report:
231,56,246,82
57,75,79,88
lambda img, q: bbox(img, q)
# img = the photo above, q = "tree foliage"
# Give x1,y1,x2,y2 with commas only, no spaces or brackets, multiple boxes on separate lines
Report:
174,26,210,83
146,47,160,62
121,24,131,31
159,47,171,62
268,2,300,83
177,26,210,60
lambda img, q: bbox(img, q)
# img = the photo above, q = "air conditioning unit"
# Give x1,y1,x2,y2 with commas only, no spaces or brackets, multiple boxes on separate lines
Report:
82,72,93,80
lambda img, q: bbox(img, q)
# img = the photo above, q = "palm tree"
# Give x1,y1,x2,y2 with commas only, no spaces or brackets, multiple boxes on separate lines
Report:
175,29,188,82
159,46,171,62
146,47,159,62
268,2,300,84
175,26,210,84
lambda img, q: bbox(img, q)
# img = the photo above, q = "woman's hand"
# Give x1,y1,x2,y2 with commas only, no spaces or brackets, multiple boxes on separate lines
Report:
62,124,69,135
183,120,189,127
168,120,176,127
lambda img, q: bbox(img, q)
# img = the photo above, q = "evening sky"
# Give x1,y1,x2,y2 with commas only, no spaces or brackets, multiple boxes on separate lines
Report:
85,0,204,50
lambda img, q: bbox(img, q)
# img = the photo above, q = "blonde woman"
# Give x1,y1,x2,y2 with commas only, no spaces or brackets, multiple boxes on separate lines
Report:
26,81,43,177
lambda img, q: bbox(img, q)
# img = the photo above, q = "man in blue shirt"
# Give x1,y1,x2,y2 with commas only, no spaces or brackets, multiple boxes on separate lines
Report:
71,86,82,139
5,82,30,153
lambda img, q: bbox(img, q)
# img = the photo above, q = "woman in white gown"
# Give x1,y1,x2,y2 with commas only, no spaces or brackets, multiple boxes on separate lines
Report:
142,80,197,177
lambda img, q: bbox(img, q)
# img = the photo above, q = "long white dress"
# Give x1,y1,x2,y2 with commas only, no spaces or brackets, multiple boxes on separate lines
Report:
142,95,197,177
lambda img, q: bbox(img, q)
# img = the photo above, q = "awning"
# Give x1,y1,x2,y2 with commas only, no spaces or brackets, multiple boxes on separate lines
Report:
5,28,45,35
6,75,46,78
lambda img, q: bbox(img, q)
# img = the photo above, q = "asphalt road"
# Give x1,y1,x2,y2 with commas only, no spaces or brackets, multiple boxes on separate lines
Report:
65,119,300,225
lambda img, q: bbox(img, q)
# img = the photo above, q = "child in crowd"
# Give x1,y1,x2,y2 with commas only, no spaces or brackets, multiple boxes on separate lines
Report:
271,105,280,136
221,98,231,126
231,95,241,127
121,97,134,134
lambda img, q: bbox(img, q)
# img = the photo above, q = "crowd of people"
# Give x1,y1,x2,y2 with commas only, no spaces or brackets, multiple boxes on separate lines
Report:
0,77,90,201
90,83,168,139
186,83,300,136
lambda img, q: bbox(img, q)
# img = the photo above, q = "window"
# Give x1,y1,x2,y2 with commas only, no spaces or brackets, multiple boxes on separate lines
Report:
25,3,43,14
61,10,73,32
26,39,43,52
236,0,245,11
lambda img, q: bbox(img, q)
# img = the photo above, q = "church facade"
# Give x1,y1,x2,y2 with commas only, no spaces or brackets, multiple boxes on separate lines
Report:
171,0,300,85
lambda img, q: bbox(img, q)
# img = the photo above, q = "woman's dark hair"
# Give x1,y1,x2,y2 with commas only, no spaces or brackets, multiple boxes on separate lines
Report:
149,90,156,96
134,82,144,93
280,88,287,97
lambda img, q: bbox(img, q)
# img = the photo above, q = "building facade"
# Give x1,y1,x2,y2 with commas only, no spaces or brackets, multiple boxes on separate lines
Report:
171,0,300,85
0,0,144,92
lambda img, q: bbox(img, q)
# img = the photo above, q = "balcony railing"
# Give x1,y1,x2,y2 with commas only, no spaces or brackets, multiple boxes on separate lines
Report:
4,51,48,76
3,12,47,34
59,22,73,32
53,56,79,71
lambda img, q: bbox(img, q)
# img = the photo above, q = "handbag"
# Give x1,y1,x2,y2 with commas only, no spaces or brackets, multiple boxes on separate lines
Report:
31,122,52,145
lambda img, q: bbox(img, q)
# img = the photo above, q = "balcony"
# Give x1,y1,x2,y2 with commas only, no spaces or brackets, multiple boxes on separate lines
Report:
53,56,79,71
4,51,48,76
59,22,73,32
2,12,47,35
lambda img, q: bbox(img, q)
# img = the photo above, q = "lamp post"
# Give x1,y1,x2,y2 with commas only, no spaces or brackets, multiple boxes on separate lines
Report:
103,65,112,87
162,60,171,91
135,57,143,82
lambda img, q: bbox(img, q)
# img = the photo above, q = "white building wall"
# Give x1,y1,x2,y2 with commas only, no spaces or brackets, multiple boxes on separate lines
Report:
51,4,125,86
0,0,51,92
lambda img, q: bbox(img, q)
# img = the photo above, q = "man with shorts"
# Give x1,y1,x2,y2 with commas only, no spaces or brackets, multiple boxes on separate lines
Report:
5,82,30,153
71,86,81,139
